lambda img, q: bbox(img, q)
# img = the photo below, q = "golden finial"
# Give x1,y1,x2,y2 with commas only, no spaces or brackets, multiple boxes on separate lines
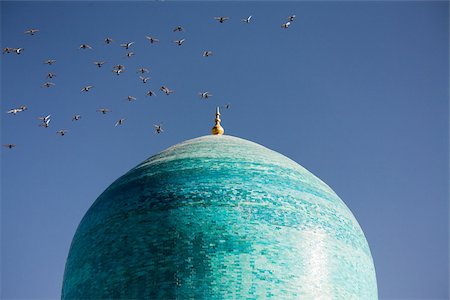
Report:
211,106,224,135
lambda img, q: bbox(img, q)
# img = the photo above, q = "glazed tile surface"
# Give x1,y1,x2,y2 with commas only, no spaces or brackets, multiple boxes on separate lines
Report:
62,135,377,299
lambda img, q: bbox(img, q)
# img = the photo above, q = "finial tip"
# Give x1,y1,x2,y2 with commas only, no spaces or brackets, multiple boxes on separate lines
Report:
212,107,224,135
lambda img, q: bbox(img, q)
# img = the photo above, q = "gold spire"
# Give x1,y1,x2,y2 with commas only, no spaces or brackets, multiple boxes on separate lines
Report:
211,106,224,135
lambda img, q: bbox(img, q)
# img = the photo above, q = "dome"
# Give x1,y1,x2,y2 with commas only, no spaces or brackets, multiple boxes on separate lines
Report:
62,135,377,299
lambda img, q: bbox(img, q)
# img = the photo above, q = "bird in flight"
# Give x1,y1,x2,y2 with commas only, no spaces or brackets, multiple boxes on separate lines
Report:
72,115,81,121
214,16,230,23
47,72,56,79
147,90,156,97
94,61,105,68
115,118,125,126
97,108,111,114
202,51,213,57
24,29,39,35
126,52,135,58
7,107,26,115
42,82,55,88
222,103,231,109
137,67,149,74
199,91,212,99
114,64,125,70
104,37,113,44
173,39,185,46
160,86,174,95
79,44,93,50
120,42,135,49
139,76,150,83
38,114,51,122
281,22,291,28
242,16,252,23
56,130,68,136
287,15,296,22
81,85,94,92
3,144,16,149
154,124,163,134
112,69,124,75
3,47,14,54
14,48,24,55
145,36,159,44
39,118,51,128
44,59,56,65
173,26,184,32
126,96,137,102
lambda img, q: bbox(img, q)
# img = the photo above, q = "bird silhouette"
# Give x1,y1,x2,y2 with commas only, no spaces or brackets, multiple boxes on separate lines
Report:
214,16,230,23
24,29,39,35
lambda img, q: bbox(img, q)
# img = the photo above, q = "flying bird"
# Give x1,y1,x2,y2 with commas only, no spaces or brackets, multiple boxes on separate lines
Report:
19,105,28,111
104,37,113,44
42,82,55,88
114,64,125,70
126,52,135,58
214,16,230,23
137,67,149,74
24,29,39,35
44,59,56,65
112,69,124,75
97,108,111,114
146,90,156,97
173,26,184,32
222,103,231,109
94,61,105,68
115,118,125,126
3,47,14,54
120,42,135,49
173,39,185,46
79,44,92,50
39,119,51,128
126,96,136,101
139,76,150,83
72,114,81,121
160,86,174,95
38,114,51,122
202,51,213,57
56,130,68,136
281,21,291,28
7,108,25,115
242,15,252,23
3,144,16,149
81,85,94,92
145,36,159,44
287,15,296,22
14,48,24,55
199,91,212,99
47,72,56,79
154,124,163,134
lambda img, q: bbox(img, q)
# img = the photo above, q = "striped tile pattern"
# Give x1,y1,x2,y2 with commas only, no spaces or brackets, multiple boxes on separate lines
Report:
62,135,377,299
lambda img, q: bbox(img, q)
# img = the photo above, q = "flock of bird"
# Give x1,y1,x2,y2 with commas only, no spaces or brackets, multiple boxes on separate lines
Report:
3,14,297,149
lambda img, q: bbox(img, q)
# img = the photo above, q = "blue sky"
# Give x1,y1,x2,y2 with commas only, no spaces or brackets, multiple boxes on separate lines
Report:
1,1,448,299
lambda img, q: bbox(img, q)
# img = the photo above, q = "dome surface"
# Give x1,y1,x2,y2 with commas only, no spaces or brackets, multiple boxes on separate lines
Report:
62,135,377,299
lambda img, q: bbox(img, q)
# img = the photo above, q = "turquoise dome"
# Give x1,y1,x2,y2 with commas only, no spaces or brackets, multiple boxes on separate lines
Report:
62,135,377,299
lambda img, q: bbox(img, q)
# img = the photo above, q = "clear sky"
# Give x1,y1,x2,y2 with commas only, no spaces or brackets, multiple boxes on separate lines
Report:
1,1,448,299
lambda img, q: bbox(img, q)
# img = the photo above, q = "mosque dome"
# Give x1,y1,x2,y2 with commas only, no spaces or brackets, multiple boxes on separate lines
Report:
62,135,377,299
